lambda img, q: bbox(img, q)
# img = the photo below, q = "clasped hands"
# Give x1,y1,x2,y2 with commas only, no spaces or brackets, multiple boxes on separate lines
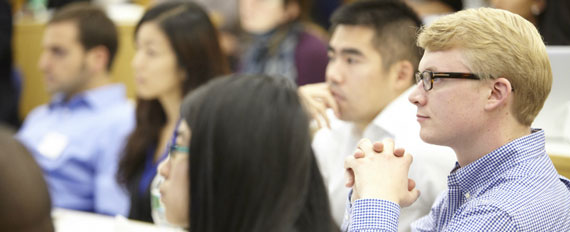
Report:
344,138,420,207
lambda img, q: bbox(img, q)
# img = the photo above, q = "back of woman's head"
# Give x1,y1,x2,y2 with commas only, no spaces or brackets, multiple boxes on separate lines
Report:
0,129,54,232
182,74,337,232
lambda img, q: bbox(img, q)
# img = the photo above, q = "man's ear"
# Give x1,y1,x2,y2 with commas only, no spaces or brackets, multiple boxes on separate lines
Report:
531,0,546,15
85,45,110,73
484,77,513,111
391,60,415,92
284,1,301,21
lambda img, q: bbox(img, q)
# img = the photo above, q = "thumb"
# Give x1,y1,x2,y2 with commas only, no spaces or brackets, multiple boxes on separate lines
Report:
401,188,421,208
345,168,355,187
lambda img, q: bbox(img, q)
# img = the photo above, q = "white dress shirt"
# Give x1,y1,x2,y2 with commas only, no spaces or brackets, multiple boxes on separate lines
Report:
312,87,457,231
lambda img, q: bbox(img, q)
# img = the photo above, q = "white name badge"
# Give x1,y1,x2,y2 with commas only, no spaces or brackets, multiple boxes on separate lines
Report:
38,132,69,159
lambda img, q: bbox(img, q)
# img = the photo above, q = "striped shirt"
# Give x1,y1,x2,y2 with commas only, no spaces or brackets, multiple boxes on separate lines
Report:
344,129,570,231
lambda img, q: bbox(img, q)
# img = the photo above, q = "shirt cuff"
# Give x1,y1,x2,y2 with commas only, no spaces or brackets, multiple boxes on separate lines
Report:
348,199,400,232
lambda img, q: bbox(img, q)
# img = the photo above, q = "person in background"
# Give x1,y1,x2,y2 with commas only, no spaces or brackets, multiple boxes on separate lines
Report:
17,3,133,216
117,1,229,223
0,129,54,232
192,0,242,70
311,0,342,29
0,0,20,130
158,74,339,231
491,0,570,45
403,0,463,25
298,1,456,230
344,7,570,231
239,0,328,86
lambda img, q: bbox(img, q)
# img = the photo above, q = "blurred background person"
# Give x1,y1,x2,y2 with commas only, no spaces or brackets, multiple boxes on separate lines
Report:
192,0,242,70
16,3,134,216
311,0,342,29
404,0,463,25
117,1,230,223
491,0,570,45
158,74,339,231
0,129,54,232
239,0,328,86
0,0,20,131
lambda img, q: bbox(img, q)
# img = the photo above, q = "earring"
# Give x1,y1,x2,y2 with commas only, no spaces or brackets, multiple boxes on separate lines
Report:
531,4,541,16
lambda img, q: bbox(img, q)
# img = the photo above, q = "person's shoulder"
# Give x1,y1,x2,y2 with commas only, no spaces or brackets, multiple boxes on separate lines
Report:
87,99,135,137
296,25,328,54
25,104,50,118
20,104,51,126
102,99,135,120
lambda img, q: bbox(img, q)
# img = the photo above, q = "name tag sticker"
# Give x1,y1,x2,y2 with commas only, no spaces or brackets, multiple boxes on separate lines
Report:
38,132,69,159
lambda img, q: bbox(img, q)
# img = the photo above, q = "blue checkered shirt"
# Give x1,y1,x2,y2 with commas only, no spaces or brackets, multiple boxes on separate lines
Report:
343,129,570,231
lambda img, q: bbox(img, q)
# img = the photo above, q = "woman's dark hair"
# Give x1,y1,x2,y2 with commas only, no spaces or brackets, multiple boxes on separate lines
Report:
118,1,229,186
181,74,338,232
538,0,570,45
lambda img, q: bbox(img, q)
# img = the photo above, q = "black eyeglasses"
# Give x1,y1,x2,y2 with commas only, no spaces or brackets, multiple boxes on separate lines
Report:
415,70,481,91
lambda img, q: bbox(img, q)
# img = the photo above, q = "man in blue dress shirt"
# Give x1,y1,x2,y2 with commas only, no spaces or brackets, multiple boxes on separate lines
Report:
343,7,570,232
17,3,134,216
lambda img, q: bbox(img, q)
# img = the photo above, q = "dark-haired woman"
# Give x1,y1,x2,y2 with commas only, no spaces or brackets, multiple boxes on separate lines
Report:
118,1,229,223
158,74,339,231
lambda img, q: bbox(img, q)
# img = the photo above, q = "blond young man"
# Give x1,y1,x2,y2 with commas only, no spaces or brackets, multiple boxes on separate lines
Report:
344,8,570,231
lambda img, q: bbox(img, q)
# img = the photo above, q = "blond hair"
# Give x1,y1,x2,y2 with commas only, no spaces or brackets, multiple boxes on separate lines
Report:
418,8,552,126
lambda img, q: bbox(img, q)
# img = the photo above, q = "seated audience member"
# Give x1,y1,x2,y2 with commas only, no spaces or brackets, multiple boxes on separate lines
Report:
158,74,339,231
491,0,570,45
344,8,570,231
117,1,229,223
299,0,456,230
16,3,134,215
239,0,328,86
403,0,463,25
0,129,54,232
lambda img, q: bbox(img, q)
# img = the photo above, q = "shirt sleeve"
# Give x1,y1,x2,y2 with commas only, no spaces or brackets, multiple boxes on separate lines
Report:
93,122,133,216
345,198,401,232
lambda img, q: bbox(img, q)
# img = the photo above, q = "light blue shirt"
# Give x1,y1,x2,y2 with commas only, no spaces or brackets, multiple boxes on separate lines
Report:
344,129,570,231
17,84,135,216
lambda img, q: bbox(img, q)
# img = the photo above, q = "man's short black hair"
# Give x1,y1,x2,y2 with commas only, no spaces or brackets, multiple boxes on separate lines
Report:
331,0,423,73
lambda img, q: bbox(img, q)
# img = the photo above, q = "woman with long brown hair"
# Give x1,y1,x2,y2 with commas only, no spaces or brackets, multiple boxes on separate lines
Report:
117,1,229,223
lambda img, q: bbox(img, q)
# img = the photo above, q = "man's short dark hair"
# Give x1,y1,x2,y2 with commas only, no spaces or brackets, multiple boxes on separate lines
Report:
331,0,423,74
49,2,118,71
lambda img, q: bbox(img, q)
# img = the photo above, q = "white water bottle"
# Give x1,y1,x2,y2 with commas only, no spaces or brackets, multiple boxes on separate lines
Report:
150,174,175,227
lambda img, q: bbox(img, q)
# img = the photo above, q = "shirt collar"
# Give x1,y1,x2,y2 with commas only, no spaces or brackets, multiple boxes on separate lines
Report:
49,84,127,110
448,129,545,195
368,87,416,137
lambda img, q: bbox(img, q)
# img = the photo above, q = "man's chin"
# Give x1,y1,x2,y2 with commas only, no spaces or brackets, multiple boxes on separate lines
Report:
419,130,446,146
